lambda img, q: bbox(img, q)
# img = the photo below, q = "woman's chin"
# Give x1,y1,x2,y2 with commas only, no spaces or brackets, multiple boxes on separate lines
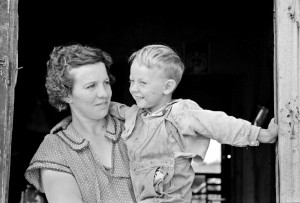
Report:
93,108,109,119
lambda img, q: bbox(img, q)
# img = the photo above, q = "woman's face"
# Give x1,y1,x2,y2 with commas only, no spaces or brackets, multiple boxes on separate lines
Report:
66,62,112,121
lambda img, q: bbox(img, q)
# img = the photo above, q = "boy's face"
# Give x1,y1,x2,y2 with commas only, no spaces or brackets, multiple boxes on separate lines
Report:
129,61,169,112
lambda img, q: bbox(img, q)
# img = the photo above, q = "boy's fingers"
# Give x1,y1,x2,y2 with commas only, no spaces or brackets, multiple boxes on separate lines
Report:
63,123,68,129
272,117,278,124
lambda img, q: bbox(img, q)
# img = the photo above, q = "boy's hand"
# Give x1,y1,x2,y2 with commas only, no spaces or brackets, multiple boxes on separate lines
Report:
50,116,72,134
267,118,278,140
257,118,278,143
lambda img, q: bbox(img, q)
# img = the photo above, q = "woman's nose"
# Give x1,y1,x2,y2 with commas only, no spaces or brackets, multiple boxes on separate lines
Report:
97,85,108,98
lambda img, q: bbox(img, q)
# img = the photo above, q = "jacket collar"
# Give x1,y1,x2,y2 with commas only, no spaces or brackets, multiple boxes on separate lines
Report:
56,115,121,150
143,99,182,118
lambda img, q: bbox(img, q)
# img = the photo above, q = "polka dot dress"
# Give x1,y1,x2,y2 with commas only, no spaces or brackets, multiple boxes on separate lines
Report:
25,115,136,203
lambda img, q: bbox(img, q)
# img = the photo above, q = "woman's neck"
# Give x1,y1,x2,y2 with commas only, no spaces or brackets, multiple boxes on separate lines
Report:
71,115,107,139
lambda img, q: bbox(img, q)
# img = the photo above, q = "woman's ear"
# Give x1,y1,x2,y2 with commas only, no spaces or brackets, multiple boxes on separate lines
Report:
62,95,73,104
163,79,177,95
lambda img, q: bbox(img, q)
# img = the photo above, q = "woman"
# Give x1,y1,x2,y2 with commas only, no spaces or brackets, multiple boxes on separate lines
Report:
24,44,136,203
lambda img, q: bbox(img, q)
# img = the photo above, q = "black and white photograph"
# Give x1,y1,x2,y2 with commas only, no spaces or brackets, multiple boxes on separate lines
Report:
0,0,299,203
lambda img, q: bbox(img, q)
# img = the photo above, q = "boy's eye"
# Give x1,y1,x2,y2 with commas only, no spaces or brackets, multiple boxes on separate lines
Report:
140,81,147,85
104,80,111,85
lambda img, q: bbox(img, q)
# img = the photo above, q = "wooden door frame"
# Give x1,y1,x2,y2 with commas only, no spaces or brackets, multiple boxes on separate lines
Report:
274,0,300,202
0,0,18,202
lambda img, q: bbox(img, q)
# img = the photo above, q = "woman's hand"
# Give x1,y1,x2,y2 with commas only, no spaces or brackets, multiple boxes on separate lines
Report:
50,116,72,134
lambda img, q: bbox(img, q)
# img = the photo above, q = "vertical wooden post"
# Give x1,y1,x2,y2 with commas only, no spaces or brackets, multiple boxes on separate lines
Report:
275,0,300,202
0,0,18,202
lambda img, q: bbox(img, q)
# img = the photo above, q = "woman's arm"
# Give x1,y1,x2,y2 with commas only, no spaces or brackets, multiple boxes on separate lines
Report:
41,169,83,203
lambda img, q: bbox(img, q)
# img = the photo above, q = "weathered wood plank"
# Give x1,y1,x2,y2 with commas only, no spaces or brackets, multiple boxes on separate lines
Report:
0,0,18,202
275,0,300,202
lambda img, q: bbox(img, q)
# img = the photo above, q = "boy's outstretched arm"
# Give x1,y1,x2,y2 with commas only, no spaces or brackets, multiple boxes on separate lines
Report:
50,116,72,134
109,101,131,120
257,118,278,143
50,101,131,134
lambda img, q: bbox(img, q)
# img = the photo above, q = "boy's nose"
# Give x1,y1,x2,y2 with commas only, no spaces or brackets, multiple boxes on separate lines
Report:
130,83,138,92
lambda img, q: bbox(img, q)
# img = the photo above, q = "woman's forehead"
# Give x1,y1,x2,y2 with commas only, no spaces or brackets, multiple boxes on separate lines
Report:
70,62,108,82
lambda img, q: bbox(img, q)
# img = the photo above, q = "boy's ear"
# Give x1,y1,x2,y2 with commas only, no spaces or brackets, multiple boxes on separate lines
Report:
163,79,177,95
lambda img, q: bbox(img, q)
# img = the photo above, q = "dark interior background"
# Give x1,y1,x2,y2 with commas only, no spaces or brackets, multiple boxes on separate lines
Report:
10,0,275,202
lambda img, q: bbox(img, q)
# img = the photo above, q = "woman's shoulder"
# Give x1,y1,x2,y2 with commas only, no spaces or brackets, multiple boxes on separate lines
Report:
38,133,64,150
25,133,72,193
25,133,70,169
29,133,67,161
106,114,125,142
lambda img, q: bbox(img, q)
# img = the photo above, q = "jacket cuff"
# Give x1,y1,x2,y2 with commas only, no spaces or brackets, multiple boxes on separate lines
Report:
249,126,261,146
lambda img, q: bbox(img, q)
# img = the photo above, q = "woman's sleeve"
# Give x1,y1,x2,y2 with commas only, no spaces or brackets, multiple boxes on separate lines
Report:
24,134,71,193
171,99,261,147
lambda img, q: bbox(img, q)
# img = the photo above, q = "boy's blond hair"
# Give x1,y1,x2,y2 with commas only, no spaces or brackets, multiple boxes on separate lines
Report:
129,44,185,86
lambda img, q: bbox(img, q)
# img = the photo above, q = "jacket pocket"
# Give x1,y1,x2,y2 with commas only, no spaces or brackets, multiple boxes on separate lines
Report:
130,158,175,201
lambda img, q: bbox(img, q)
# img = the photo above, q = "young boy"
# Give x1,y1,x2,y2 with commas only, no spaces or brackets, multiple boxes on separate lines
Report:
52,44,278,203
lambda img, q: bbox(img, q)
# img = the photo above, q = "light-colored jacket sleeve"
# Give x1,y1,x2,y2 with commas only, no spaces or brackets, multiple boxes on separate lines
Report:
170,99,260,162
109,101,131,120
109,102,141,139
171,99,260,146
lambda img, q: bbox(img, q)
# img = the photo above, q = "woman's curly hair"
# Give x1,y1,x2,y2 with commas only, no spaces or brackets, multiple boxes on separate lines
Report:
45,44,114,111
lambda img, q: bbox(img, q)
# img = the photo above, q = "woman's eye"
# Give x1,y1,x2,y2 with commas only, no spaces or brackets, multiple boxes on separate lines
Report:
105,81,111,85
140,81,147,85
87,84,95,89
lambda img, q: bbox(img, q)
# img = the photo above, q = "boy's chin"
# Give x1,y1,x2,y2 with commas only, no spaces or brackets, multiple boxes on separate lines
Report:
135,102,148,109
136,103,146,109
